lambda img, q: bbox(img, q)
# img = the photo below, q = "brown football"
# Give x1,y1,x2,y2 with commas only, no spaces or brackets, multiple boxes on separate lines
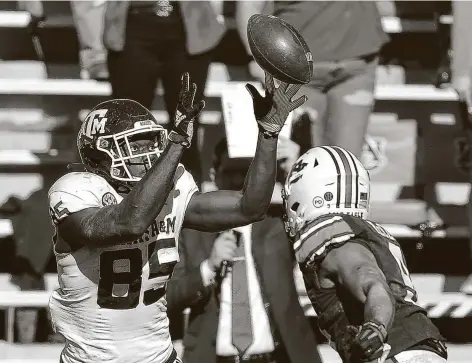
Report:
247,14,313,84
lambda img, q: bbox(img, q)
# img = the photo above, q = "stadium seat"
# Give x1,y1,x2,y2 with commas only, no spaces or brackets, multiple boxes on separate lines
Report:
0,11,36,60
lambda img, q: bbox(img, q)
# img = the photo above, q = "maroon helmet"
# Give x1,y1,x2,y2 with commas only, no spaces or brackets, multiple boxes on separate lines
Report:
77,99,167,191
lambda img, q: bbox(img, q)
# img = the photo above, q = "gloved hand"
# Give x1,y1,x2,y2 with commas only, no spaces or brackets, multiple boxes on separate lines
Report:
349,321,388,362
168,72,205,148
335,324,361,363
245,71,307,138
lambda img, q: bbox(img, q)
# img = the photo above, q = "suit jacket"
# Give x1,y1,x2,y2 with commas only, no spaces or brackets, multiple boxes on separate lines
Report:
166,209,322,363
71,1,225,73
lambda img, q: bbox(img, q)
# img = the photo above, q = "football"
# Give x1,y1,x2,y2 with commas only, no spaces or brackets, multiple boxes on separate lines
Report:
247,14,313,84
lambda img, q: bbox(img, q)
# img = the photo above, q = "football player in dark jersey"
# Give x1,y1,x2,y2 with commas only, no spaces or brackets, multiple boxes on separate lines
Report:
282,146,448,363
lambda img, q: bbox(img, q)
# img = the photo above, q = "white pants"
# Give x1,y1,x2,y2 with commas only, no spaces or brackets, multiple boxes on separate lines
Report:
391,350,447,363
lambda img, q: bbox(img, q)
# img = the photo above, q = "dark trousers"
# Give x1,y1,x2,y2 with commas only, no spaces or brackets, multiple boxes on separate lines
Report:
107,10,213,184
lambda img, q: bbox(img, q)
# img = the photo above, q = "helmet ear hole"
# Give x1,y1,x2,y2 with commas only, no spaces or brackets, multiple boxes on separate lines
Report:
291,202,300,212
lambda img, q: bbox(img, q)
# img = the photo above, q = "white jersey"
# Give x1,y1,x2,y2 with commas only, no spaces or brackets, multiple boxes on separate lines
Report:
47,165,197,363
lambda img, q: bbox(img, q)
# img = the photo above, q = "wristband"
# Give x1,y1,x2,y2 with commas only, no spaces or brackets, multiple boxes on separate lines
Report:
168,131,190,148
258,124,279,139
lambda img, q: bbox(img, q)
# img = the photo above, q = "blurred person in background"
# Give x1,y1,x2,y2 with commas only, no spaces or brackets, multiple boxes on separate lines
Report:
71,1,226,184
166,137,323,363
237,1,389,158
9,189,57,343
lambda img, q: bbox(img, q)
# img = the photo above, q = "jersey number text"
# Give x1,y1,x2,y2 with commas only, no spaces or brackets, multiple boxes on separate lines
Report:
97,238,177,309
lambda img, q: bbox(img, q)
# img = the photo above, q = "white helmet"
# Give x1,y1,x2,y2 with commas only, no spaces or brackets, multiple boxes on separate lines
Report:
282,146,370,238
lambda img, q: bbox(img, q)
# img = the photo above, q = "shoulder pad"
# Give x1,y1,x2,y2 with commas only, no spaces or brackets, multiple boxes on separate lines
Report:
48,172,120,224
293,214,357,264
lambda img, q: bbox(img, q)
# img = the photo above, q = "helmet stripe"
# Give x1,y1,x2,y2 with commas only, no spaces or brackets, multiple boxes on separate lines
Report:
343,148,360,209
330,146,354,208
320,146,342,207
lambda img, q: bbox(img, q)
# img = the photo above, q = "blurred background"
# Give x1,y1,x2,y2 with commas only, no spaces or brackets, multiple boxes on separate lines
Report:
0,1,471,362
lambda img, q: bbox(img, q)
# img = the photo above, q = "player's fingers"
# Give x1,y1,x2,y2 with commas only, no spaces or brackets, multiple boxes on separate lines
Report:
187,122,194,139
286,83,302,98
189,82,197,106
181,72,190,93
264,72,275,93
290,95,307,110
245,83,263,101
280,81,291,93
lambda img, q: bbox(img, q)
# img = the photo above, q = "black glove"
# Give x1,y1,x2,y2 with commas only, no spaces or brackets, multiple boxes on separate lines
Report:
335,325,361,363
245,71,307,138
168,72,205,148
350,321,388,362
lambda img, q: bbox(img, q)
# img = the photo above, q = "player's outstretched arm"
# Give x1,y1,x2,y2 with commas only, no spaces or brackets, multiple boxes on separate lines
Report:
56,73,204,247
323,242,394,362
183,72,306,232
325,242,395,330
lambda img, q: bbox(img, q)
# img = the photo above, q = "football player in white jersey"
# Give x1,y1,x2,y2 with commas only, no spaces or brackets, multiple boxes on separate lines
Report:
48,72,306,363
282,146,447,363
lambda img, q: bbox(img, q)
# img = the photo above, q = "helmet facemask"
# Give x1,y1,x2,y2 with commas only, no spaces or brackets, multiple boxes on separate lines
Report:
96,124,168,183
281,183,307,239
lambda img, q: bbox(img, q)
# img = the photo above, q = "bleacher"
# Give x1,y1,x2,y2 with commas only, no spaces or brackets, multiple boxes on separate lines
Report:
0,1,471,361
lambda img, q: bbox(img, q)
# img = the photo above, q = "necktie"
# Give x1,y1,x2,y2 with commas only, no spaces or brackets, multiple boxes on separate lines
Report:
231,232,253,355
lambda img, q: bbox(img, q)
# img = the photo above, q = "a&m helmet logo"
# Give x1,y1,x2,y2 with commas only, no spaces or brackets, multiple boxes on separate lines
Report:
82,109,108,139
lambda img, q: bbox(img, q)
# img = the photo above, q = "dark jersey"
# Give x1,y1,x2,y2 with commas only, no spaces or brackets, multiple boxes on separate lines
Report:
294,214,444,359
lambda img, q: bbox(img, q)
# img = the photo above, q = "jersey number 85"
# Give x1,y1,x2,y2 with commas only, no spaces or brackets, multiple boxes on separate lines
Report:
97,238,177,309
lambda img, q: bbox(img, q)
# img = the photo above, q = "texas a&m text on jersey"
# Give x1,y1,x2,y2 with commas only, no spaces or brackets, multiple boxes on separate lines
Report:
47,93,199,363
49,166,197,362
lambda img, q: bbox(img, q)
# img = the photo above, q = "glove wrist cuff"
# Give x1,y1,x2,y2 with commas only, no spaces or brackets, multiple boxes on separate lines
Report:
365,321,388,341
168,131,190,148
257,123,279,139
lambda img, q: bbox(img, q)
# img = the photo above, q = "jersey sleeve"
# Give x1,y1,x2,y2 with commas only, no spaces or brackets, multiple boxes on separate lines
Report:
48,172,118,225
173,164,199,237
180,168,198,213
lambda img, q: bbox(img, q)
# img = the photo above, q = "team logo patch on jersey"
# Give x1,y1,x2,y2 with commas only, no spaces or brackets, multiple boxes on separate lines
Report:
102,192,117,206
361,135,387,174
